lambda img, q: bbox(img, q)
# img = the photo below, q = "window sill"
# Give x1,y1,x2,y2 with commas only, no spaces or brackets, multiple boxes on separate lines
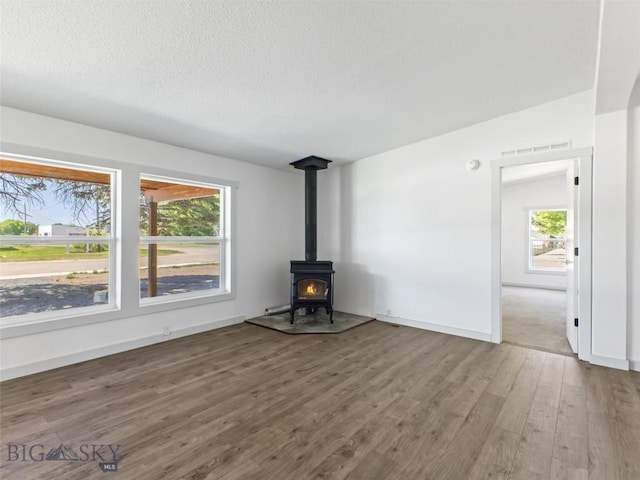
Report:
138,290,234,315
0,290,235,339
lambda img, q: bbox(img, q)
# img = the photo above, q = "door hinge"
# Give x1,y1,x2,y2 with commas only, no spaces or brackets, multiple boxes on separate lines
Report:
574,176,579,185
574,318,579,327
574,247,579,256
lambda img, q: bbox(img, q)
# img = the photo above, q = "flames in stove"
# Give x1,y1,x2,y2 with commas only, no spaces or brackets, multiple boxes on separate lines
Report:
299,279,327,299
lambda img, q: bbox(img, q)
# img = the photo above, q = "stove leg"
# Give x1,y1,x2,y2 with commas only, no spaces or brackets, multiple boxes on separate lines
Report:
290,308,294,324
329,308,334,324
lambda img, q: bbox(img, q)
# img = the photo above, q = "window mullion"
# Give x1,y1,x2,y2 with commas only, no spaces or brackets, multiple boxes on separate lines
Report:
140,236,221,244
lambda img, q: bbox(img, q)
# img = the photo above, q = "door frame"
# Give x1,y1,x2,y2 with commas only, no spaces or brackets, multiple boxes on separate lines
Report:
491,147,593,362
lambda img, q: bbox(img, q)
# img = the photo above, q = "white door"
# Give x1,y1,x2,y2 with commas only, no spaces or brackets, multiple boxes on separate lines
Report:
565,160,578,353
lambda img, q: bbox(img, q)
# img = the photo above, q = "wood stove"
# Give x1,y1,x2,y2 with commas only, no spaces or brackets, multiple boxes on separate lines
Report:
290,260,334,323
289,156,334,324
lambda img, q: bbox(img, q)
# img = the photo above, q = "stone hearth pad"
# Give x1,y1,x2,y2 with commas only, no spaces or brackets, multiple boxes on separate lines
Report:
245,311,374,334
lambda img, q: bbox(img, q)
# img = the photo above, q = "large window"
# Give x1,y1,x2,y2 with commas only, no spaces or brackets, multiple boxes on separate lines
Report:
0,158,116,320
1,154,234,331
528,209,566,271
139,175,227,304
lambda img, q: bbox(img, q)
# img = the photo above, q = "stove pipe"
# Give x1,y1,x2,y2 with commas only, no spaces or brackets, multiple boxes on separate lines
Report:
290,156,332,261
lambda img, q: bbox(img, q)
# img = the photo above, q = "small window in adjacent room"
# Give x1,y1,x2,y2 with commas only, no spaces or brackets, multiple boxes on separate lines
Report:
139,174,229,304
0,157,117,322
528,209,567,271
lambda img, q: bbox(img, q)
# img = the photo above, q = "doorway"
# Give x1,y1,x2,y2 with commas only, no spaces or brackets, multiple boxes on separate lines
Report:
491,148,593,361
501,161,572,354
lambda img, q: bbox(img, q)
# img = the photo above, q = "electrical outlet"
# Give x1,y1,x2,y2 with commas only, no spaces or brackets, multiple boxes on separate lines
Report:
163,326,171,336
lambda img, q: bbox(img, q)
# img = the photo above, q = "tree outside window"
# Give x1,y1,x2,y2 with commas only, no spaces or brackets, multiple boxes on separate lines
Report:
529,209,567,271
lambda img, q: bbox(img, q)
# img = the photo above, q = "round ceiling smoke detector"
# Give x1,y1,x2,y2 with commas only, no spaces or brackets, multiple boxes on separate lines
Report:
466,159,481,171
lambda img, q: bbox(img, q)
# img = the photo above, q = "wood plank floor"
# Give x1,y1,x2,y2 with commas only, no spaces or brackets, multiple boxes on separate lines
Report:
1,321,639,480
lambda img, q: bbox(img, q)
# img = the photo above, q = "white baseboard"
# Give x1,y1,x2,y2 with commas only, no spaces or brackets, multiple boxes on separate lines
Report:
630,359,640,372
589,353,630,371
375,313,492,343
0,315,245,381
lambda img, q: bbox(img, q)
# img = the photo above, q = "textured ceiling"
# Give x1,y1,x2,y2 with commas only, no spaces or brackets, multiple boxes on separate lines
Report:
0,0,600,169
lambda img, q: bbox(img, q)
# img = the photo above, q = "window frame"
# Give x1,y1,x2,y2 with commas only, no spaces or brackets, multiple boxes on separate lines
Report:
0,156,119,327
0,145,236,339
138,173,231,307
526,207,567,275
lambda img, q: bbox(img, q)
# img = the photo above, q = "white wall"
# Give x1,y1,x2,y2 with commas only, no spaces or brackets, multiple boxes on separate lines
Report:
587,0,639,371
318,91,594,341
0,107,303,379
591,110,629,368
628,77,640,371
3,86,635,375
501,174,567,289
